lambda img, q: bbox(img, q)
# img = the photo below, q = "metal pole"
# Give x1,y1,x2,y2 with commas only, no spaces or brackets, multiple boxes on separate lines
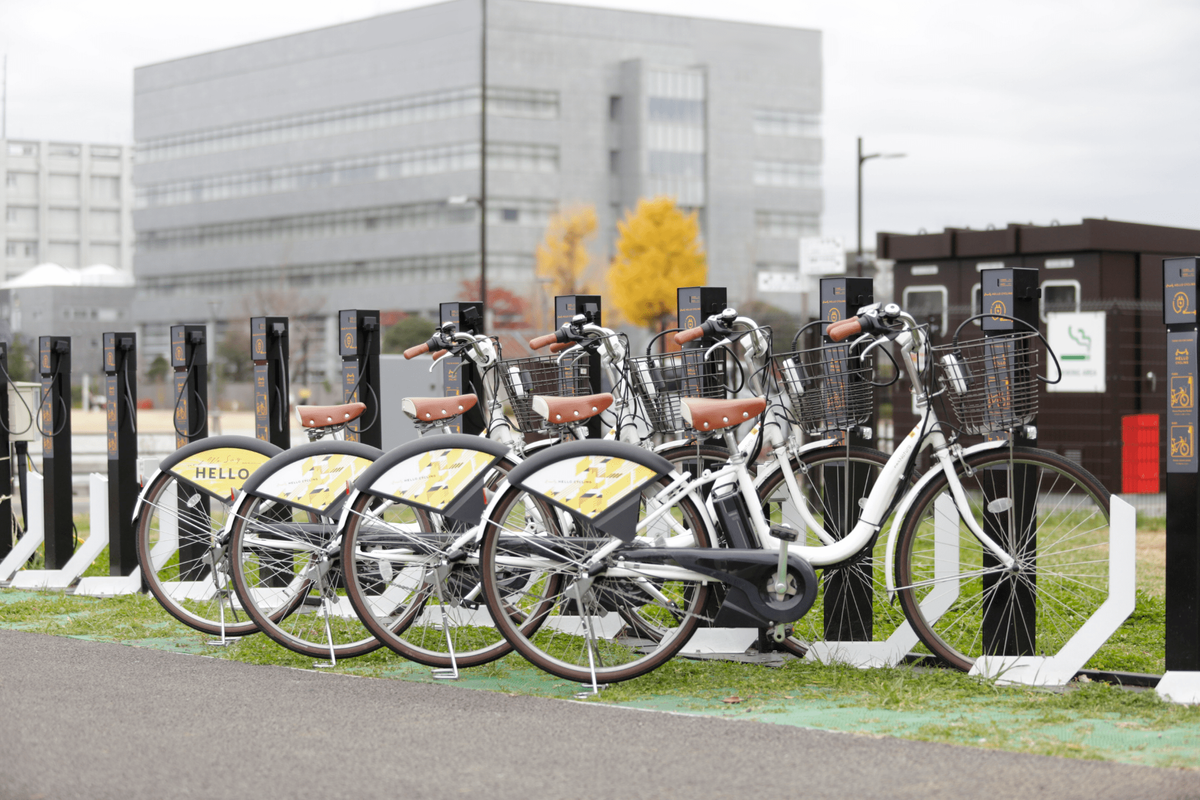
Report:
479,0,488,310
856,137,863,278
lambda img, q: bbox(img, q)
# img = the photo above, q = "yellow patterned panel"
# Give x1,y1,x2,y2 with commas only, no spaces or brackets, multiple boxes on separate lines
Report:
521,456,657,519
169,448,273,499
255,453,375,512
372,448,498,511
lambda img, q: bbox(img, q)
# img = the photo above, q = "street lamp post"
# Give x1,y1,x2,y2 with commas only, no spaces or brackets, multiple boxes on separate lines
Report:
480,0,488,313
856,137,905,277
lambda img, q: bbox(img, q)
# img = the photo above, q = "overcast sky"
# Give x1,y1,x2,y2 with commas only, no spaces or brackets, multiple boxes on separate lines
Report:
2,0,1198,250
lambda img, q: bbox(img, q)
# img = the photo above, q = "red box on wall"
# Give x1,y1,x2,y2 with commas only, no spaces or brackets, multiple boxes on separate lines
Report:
1122,414,1160,494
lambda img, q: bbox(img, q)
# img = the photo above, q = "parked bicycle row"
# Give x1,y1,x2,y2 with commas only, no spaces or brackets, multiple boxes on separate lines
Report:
134,299,1116,690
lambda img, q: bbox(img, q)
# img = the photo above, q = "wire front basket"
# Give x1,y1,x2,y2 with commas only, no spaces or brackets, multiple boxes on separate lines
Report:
499,352,594,433
773,343,874,435
627,351,725,434
933,331,1040,435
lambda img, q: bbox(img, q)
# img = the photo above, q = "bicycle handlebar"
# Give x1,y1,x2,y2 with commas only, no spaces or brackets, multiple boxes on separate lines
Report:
529,333,559,350
403,342,430,359
548,342,574,353
827,317,862,343
674,326,705,345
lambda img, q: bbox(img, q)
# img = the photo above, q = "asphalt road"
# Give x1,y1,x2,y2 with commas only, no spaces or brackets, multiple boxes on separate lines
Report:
2,629,1198,800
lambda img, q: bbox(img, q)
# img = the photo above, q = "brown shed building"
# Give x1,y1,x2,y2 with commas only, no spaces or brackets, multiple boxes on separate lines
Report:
878,218,1200,493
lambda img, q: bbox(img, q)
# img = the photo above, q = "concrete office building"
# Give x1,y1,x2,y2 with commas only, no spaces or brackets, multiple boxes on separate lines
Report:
132,0,822,378
1,139,135,278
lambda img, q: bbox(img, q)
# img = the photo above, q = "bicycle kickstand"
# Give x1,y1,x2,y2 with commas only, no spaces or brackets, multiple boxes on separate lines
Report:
429,564,461,681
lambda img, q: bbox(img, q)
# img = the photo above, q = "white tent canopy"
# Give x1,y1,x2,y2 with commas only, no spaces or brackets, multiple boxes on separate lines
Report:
2,262,134,289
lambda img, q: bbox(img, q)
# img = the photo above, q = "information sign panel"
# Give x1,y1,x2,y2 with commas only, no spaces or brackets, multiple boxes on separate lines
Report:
1046,312,1106,393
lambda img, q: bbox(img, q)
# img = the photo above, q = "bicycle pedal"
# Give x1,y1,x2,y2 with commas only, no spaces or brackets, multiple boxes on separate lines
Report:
769,523,799,543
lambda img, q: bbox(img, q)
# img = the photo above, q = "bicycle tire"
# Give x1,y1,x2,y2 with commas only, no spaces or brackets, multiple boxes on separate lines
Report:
228,441,384,660
341,445,520,669
479,468,713,685
894,446,1111,671
135,436,281,636
755,445,903,658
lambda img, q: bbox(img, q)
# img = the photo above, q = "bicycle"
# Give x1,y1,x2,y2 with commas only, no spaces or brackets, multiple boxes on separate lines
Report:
473,302,1114,685
223,402,384,663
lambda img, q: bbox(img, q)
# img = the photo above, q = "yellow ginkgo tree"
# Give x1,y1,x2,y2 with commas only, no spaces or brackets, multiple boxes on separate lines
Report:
607,197,707,330
536,205,598,297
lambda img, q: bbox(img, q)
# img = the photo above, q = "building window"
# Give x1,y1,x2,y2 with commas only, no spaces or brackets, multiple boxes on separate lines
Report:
6,172,36,196
47,242,79,267
90,243,121,266
608,96,621,121
48,143,81,158
501,208,519,223
902,285,948,337
4,241,37,259
754,160,821,189
135,86,559,163
4,207,37,227
91,175,121,202
137,197,555,251
609,150,619,175
134,142,555,209
90,209,121,236
1041,279,1081,321
645,65,706,207
754,108,821,138
647,97,704,125
49,208,80,235
755,210,819,239
90,145,123,160
49,174,80,200
6,142,37,157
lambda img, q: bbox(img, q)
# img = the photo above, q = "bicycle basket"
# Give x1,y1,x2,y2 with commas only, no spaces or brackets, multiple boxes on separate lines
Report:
773,343,874,435
499,352,594,433
932,331,1040,435
626,351,725,434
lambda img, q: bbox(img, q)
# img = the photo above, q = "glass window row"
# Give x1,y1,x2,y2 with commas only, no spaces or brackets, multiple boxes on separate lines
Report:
648,150,705,178
134,142,557,209
755,210,820,239
645,124,705,153
753,160,822,188
753,108,821,138
4,173,120,201
136,197,556,251
645,176,705,207
646,68,705,100
647,97,704,126
139,251,535,296
136,86,559,163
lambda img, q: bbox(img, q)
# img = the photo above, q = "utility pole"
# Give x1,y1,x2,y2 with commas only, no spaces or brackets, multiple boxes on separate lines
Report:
479,0,488,314
856,137,906,277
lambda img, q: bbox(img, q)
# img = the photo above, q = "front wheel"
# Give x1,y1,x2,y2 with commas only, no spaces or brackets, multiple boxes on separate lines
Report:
894,446,1111,671
479,474,713,684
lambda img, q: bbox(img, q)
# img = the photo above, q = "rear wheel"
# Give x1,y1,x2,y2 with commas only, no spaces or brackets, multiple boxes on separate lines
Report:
479,473,712,684
341,457,518,668
894,446,1111,671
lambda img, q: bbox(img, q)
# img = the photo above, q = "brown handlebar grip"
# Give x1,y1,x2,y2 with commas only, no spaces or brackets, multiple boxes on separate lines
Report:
674,327,705,345
430,350,447,360
548,342,574,353
529,333,558,350
403,342,431,359
827,317,862,343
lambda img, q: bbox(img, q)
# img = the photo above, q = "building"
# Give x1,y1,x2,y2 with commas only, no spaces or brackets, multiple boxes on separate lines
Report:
1,139,135,278
881,218,1200,493
0,262,136,382
131,0,823,379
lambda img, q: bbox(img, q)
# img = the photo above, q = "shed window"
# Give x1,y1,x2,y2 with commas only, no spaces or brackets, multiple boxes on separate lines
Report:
902,285,948,338
1041,279,1080,321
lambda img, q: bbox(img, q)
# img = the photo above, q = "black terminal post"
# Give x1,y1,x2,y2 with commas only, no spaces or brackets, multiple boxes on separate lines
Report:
171,324,209,580
439,301,486,435
556,295,602,439
339,310,381,448
0,343,10,560
252,317,290,450
978,267,1040,657
677,286,728,399
103,332,138,576
38,335,72,570
818,276,875,642
1164,256,1200,671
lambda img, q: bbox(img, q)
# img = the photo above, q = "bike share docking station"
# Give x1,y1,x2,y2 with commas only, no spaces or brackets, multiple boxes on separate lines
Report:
967,268,1134,685
1157,256,1200,703
72,333,144,596
439,302,485,435
556,295,603,438
40,336,73,570
252,317,290,450
340,310,382,448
